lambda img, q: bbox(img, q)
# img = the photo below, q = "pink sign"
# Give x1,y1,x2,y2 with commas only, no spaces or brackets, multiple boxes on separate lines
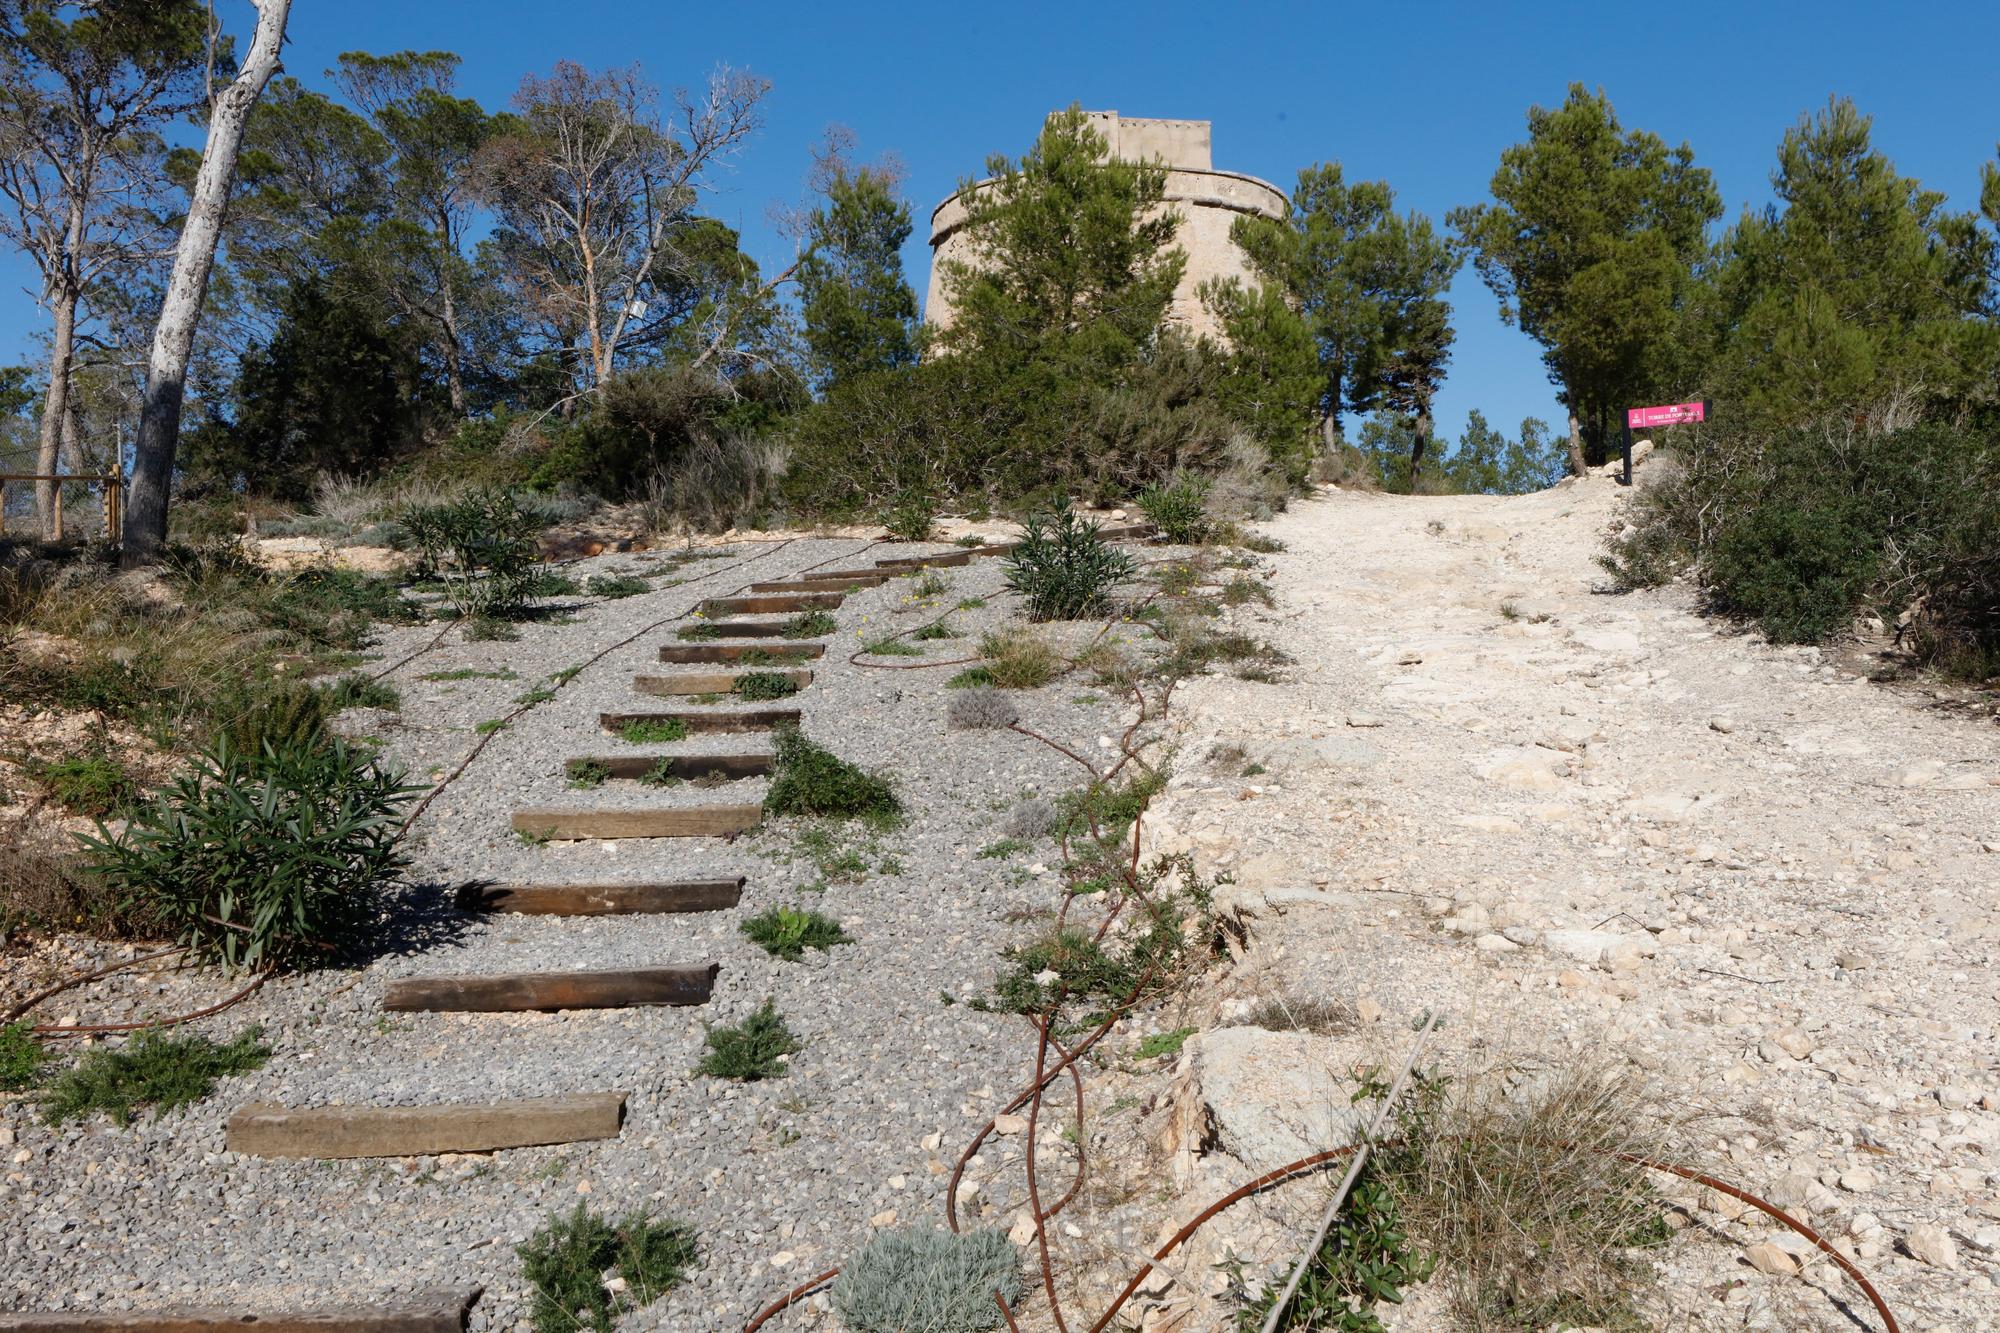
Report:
1627,401,1706,429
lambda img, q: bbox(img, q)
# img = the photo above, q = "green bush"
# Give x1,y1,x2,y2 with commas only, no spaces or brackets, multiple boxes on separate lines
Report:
0,1021,49,1092
80,737,417,973
741,905,851,960
1002,509,1137,620
782,609,839,638
764,726,899,824
733,671,802,700
32,752,140,817
216,678,332,756
1139,476,1213,544
400,489,545,620
695,997,802,1080
882,490,938,542
518,1202,698,1333
585,572,649,599
832,1226,1022,1333
40,1027,269,1127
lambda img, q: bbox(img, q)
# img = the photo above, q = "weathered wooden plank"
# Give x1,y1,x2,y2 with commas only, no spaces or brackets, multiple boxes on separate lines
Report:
382,964,719,1013
0,1289,480,1332
876,550,972,569
698,593,843,616
600,708,801,734
657,642,823,664
630,670,810,697
227,1093,625,1159
511,805,762,840
800,566,888,581
748,577,884,593
563,754,770,782
458,879,744,916
682,619,790,639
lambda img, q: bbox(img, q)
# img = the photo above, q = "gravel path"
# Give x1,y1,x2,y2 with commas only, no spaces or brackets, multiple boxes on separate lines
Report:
0,530,1177,1329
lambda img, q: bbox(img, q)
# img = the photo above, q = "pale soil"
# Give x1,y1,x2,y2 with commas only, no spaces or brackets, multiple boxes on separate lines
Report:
1125,460,1998,1332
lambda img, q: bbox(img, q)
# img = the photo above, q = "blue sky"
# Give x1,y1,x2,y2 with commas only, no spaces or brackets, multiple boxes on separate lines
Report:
6,0,1998,445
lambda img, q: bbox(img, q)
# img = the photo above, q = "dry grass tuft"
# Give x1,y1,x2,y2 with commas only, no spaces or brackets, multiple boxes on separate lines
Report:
978,626,1061,689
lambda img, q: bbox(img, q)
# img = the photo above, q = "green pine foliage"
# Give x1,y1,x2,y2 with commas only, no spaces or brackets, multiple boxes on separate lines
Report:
517,1202,698,1333
797,163,920,390
40,1027,270,1127
695,997,802,1081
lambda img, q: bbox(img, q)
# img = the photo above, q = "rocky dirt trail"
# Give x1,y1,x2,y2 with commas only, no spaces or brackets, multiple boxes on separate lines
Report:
1140,459,1999,1331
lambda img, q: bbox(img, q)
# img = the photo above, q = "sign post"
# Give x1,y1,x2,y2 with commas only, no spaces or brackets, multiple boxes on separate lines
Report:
1621,399,1710,485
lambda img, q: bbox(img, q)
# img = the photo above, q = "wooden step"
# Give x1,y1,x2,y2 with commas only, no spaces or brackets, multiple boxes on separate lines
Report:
698,593,843,616
748,576,885,593
631,670,810,697
0,1289,481,1331
512,805,761,840
601,708,801,734
876,549,973,569
658,642,823,665
682,619,794,639
382,964,720,1013
458,878,744,916
564,754,770,782
802,566,889,581
227,1092,626,1159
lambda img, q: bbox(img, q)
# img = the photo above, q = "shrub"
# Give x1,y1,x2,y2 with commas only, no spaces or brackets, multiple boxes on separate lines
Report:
32,752,140,817
567,761,611,789
1003,797,1057,841
0,1021,49,1092
634,429,788,537
977,628,1060,689
1235,1164,1430,1333
615,717,686,744
947,687,1018,731
214,679,331,761
317,673,399,712
639,758,681,787
733,671,801,700
79,737,417,973
1002,508,1138,620
695,997,802,1080
765,727,899,824
585,573,649,599
740,905,851,960
945,666,996,689
518,1202,698,1333
782,609,838,638
40,1027,269,1127
1222,574,1275,608
400,489,544,620
1138,475,1213,544
832,1227,1022,1333
882,490,938,542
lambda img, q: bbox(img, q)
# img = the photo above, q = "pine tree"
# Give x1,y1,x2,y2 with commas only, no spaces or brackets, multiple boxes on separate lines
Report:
798,166,919,390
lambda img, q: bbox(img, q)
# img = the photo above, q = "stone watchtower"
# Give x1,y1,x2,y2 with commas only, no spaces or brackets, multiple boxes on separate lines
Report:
924,112,1288,342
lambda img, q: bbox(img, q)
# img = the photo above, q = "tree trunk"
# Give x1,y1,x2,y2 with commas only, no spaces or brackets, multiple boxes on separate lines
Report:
121,0,290,565
439,275,467,417
1408,406,1432,490
34,289,77,539
1565,407,1588,478
1319,411,1341,455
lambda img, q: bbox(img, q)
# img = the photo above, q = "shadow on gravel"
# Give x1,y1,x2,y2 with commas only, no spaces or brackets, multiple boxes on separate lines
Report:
340,881,478,964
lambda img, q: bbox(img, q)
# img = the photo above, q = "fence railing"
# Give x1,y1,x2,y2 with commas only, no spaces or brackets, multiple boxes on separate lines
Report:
0,472,123,543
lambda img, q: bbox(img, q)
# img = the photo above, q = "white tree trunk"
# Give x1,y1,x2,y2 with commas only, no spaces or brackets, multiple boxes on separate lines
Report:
121,0,291,564
33,289,76,538
1565,406,1588,479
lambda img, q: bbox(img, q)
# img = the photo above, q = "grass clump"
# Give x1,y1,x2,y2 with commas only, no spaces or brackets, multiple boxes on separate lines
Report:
764,726,899,825
517,1201,698,1333
464,616,520,642
977,837,1030,860
40,1027,269,1127
1222,574,1275,608
782,609,838,638
31,751,140,817
978,627,1059,689
615,717,687,744
1241,994,1360,1036
317,673,399,712
638,758,681,787
910,619,960,641
832,1226,1021,1333
0,1021,50,1092
676,622,722,641
417,667,516,682
695,997,802,1081
585,573,649,599
945,666,996,689
1002,508,1138,621
1139,476,1213,544
738,647,809,666
741,905,851,960
947,687,1018,731
908,569,951,598
861,635,921,657
567,761,611,790
80,737,415,973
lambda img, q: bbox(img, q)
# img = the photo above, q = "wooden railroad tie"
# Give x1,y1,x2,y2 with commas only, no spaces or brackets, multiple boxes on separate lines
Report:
511,805,762,841
382,963,719,1013
747,576,885,593
457,878,745,916
0,1288,481,1332
682,619,798,639
563,754,770,782
631,669,810,697
227,1092,626,1159
657,642,823,665
601,707,801,734
698,592,843,616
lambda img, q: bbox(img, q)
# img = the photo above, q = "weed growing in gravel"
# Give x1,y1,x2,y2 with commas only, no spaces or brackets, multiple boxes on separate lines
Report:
1233,1154,1431,1333
1222,575,1275,608
782,609,838,638
41,1027,269,1126
512,686,555,706
946,666,996,688
832,1226,1022,1333
788,824,872,885
978,627,1060,688
676,622,722,641
978,838,1030,859
475,718,509,735
318,674,400,712
687,691,724,705
881,491,938,542
909,569,951,598
465,616,520,642
732,671,801,700
1240,994,1359,1035
0,1022,49,1091
738,647,810,666
861,635,921,657
911,620,959,641
955,597,986,611
1003,508,1138,620
1134,1027,1196,1060
31,751,140,817
615,717,686,743
1499,601,1521,621
585,573,649,599
696,997,802,1080
955,535,986,548
518,1202,698,1333
1239,532,1285,553
567,761,611,790
741,906,851,960
417,667,516,683
1058,769,1167,849
1156,561,1203,596
638,758,681,787
1139,476,1214,545
765,727,899,825
1075,640,1140,690
947,687,1018,731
